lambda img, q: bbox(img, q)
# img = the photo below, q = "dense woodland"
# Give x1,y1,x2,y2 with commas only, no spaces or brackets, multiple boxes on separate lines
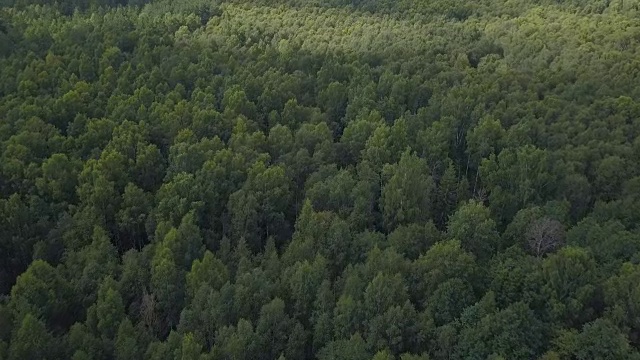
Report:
2,0,640,358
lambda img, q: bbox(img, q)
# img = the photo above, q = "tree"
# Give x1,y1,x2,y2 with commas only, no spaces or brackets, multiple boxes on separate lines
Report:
144,331,182,360
186,250,228,299
215,319,257,360
566,217,640,265
35,153,80,203
593,155,627,201
366,301,419,355
255,298,294,360
119,248,151,318
363,273,409,320
163,211,205,271
150,245,184,334
333,295,363,340
181,333,203,360
286,255,328,322
488,246,544,308
305,168,357,217
318,333,370,360
312,280,335,352
416,119,453,170
412,240,479,306
399,353,430,360
425,278,476,326
134,143,165,192
362,124,393,172
0,303,12,346
555,319,640,360
381,151,434,230
372,350,394,360
447,200,500,262
268,124,294,161
65,226,119,308
604,262,640,346
116,183,152,250
9,259,73,330
8,313,57,360
480,145,556,224
526,217,565,257
339,110,384,165
466,116,505,186
434,160,462,227
92,276,125,340
67,322,104,360
387,222,441,260
155,172,203,227
222,85,257,120
115,318,140,360
228,161,292,252
454,302,546,360
541,247,597,327
76,159,120,226
318,81,348,125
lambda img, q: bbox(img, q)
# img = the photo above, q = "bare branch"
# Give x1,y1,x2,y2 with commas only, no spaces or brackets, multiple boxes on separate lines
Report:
526,217,565,257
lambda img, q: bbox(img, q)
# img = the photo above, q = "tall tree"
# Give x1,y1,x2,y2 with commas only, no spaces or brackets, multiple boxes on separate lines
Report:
381,151,434,231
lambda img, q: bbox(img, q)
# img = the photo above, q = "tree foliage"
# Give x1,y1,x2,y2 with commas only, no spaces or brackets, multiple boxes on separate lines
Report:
1,0,640,358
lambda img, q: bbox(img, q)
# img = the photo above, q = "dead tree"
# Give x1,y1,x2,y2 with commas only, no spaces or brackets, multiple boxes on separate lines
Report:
527,217,565,257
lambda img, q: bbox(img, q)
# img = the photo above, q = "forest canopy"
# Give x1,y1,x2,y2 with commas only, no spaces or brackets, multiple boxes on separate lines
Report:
1,0,640,358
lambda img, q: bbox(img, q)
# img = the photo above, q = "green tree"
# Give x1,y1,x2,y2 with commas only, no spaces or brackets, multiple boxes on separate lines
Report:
372,350,394,360
163,211,205,271
155,172,203,227
67,322,104,360
115,318,140,360
412,240,479,307
480,145,556,224
10,259,72,330
454,302,546,360
116,182,152,250
363,273,409,320
228,161,292,252
447,200,500,262
426,278,476,326
222,85,257,120
92,276,125,340
318,81,348,125
541,246,597,327
555,319,640,360
8,313,57,360
215,318,257,360
466,116,505,188
186,250,229,299
286,255,328,322
387,222,441,260
381,151,434,230
604,262,640,344
255,298,294,360
118,248,151,316
312,280,335,352
150,245,184,333
35,153,81,203
339,110,384,165
434,161,462,227
318,333,370,360
64,226,119,308
181,333,203,360
333,295,363,340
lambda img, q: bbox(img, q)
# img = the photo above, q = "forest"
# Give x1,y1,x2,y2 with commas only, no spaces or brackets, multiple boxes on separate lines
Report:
1,0,640,358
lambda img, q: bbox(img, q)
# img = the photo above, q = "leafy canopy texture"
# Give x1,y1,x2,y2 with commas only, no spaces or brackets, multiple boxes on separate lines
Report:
1,0,640,358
